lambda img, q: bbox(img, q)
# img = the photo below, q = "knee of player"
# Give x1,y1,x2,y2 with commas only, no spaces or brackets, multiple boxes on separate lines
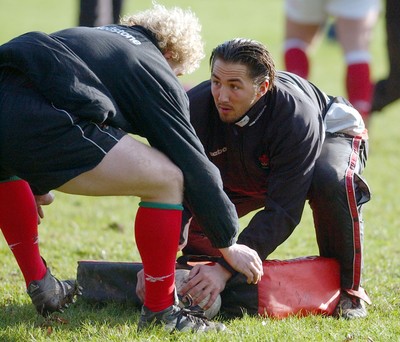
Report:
169,166,184,191
158,164,184,196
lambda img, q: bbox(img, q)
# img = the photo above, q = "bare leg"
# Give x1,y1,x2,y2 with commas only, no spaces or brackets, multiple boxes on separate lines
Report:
285,18,322,45
58,134,185,313
56,134,183,203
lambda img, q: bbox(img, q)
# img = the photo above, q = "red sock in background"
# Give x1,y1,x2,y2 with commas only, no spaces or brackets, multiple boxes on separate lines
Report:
0,180,47,287
134,202,182,312
284,42,309,79
346,62,372,122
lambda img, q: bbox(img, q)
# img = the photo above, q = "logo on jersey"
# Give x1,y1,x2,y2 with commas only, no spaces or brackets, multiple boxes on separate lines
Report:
209,147,227,157
258,153,270,169
96,26,141,45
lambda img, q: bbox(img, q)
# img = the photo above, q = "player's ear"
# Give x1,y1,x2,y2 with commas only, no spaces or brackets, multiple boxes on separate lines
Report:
256,80,269,98
163,50,173,60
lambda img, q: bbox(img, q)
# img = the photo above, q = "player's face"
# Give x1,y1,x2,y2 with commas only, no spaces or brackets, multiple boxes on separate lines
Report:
211,59,266,123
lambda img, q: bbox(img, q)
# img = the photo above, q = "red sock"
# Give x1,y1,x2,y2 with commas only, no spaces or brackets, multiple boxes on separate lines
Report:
346,62,372,121
284,47,309,79
0,180,47,287
134,202,182,312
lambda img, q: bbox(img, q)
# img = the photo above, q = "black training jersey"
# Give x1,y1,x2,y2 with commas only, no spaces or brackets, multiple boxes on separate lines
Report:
0,26,239,248
188,72,329,259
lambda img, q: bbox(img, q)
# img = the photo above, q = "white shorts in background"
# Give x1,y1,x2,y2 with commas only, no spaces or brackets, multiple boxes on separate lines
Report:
285,0,381,23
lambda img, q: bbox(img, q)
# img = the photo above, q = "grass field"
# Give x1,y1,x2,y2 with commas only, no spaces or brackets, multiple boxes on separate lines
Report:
1,1,399,341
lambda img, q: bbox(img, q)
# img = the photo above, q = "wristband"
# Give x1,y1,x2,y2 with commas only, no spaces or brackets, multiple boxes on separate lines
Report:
217,258,238,276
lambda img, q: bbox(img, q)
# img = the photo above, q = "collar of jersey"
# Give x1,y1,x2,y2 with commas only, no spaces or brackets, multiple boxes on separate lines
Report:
234,100,266,127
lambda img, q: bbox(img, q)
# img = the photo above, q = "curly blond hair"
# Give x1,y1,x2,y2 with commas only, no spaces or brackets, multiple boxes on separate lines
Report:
120,2,205,75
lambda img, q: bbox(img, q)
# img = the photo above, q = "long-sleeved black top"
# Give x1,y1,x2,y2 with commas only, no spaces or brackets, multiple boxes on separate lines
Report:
0,26,239,248
188,74,329,259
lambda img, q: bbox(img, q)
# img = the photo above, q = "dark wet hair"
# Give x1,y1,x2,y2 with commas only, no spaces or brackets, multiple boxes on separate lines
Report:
210,38,276,89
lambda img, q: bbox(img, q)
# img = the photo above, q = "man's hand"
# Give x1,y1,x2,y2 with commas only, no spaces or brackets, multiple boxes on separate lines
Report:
179,263,230,309
34,192,55,224
136,264,231,310
219,243,263,284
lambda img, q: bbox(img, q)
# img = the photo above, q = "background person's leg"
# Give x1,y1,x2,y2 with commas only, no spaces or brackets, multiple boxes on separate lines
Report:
284,19,321,79
372,0,400,111
336,12,378,122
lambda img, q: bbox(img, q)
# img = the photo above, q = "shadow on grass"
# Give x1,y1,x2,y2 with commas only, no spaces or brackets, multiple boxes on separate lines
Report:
0,301,141,330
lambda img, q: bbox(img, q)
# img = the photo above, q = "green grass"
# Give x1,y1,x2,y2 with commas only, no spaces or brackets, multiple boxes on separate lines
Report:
1,1,399,341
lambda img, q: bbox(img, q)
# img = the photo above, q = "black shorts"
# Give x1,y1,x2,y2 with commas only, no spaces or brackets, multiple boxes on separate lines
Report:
0,70,126,194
